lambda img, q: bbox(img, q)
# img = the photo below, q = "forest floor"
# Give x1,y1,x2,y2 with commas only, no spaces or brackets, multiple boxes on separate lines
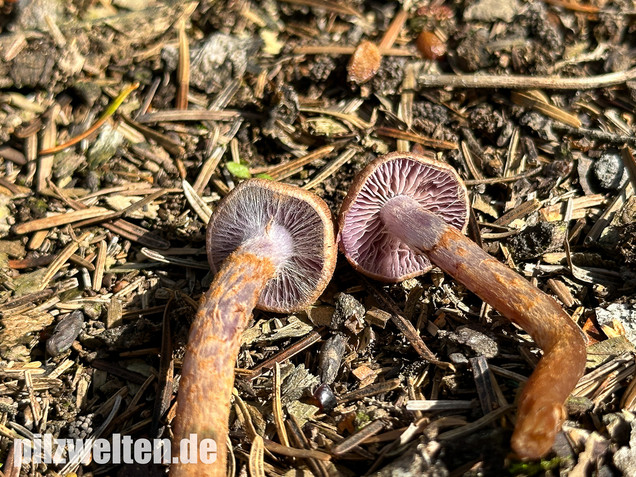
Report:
0,0,636,475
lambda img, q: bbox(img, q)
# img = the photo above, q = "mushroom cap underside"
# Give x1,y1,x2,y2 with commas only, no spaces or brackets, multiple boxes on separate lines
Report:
207,179,337,313
339,152,469,282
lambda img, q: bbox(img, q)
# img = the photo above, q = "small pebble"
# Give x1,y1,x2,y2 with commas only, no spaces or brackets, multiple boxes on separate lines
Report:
46,310,84,357
331,293,365,330
593,150,628,190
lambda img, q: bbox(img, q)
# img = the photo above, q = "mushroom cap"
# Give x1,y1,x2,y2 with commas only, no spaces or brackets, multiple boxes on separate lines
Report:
207,179,337,313
338,152,469,282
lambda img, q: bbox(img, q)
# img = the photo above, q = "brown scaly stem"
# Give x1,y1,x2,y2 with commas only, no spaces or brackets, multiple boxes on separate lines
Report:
381,195,586,459
171,249,276,476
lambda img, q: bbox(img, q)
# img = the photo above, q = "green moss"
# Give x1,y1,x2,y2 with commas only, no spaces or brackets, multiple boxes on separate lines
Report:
13,268,48,296
508,456,567,476
354,411,372,430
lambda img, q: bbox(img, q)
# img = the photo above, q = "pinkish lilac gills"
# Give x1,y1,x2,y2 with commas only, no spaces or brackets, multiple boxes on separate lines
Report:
339,156,468,281
206,181,328,311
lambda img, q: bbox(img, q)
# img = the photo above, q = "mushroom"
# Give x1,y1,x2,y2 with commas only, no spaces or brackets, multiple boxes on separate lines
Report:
338,152,586,459
172,179,337,476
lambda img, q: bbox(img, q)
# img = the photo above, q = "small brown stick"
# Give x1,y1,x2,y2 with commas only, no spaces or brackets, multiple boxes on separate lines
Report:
366,281,454,369
417,67,636,90
339,378,401,403
246,328,326,380
294,45,414,56
551,123,636,145
331,419,385,456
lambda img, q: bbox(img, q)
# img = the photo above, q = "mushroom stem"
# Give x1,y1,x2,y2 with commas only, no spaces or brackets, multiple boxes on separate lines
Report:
171,247,276,477
381,195,586,459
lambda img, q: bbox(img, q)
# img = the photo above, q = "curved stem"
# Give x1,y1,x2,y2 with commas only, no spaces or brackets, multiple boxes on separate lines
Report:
381,196,586,459
171,249,276,476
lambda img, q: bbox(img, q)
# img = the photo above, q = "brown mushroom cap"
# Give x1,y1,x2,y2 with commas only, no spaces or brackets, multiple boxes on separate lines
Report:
338,152,469,282
207,179,337,313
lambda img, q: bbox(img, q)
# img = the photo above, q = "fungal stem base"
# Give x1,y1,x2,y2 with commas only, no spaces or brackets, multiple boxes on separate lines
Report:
171,249,276,477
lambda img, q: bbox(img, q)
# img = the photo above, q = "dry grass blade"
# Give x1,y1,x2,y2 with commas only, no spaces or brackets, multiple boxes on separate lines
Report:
249,435,266,477
464,167,542,185
299,107,373,129
493,199,542,227
547,278,575,307
406,400,475,411
36,104,59,192
234,391,259,441
74,190,167,228
136,109,241,123
140,247,210,269
182,179,212,223
251,145,335,180
470,356,506,414
13,208,111,235
121,115,185,157
294,45,414,56
460,141,484,180
193,143,226,195
39,232,91,291
584,182,632,244
262,438,332,460
272,363,290,446
92,239,107,291
303,148,356,190
39,83,139,156
399,64,416,131
512,90,582,127
378,9,407,51
102,219,170,249
375,127,458,150
176,19,190,110
503,127,521,177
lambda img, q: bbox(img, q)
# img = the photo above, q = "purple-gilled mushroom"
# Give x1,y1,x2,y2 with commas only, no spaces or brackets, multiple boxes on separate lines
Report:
172,179,337,477
338,152,586,460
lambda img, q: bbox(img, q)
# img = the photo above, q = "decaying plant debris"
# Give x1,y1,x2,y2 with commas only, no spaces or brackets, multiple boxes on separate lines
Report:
0,0,635,475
